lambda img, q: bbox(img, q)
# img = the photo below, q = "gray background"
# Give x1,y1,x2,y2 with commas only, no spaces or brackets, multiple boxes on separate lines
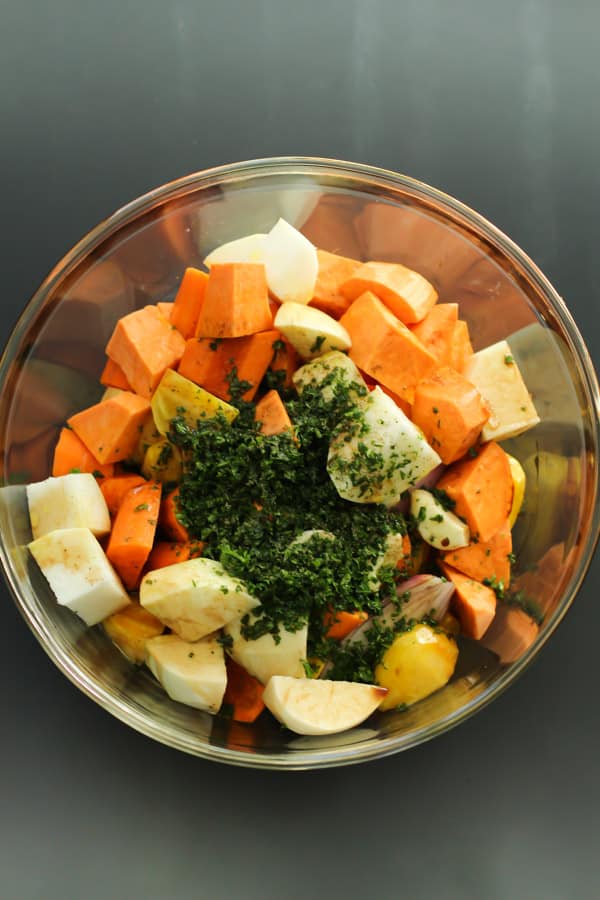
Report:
1,1,599,898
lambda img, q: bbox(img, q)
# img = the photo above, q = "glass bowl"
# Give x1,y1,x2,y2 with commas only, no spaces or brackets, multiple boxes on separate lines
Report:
0,158,598,770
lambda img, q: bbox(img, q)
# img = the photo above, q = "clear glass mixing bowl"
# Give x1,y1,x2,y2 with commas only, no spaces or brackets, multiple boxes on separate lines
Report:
0,158,597,769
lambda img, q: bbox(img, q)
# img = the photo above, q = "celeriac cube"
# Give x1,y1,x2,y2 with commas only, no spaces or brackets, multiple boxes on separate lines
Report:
146,633,226,713
26,473,111,540
28,527,129,625
463,340,540,442
225,614,308,685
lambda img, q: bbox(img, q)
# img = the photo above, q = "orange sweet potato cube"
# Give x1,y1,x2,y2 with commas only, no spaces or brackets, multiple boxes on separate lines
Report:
255,390,293,436
171,267,208,338
339,291,438,404
411,366,490,464
409,303,459,366
196,263,273,338
309,249,361,319
178,330,279,402
449,320,474,373
436,441,513,542
442,519,512,586
341,261,438,324
106,305,186,398
439,563,497,639
68,392,152,464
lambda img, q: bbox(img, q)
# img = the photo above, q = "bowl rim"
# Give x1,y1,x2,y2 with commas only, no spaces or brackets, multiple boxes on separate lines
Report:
1,155,599,770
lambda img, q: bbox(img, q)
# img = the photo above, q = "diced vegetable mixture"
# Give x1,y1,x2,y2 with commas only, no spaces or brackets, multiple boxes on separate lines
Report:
25,218,541,737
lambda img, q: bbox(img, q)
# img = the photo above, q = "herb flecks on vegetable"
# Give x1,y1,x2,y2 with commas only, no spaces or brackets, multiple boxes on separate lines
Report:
171,367,407,651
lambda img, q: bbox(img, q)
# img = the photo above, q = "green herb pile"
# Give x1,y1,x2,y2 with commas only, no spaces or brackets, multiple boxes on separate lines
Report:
169,367,408,665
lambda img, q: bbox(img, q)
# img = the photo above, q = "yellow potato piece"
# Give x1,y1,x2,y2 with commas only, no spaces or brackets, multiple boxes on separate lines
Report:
151,369,238,436
103,602,165,663
375,623,458,710
142,440,184,484
507,454,526,528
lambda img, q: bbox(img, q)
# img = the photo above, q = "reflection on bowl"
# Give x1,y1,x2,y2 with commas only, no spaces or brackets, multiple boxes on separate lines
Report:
0,158,598,769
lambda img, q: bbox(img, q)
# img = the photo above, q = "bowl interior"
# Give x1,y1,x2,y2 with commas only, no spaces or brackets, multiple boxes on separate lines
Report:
0,159,597,768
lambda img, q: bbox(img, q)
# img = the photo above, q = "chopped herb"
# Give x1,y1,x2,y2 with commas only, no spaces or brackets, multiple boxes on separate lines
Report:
309,335,327,354
467,446,478,458
69,468,82,474
432,406,439,414
209,338,224,351
431,488,456,511
135,503,149,512
504,354,514,365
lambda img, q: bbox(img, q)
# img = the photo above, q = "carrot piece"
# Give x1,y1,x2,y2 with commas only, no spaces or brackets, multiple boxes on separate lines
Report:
410,366,490,464
255,390,293,435
100,474,147,516
68,392,152,465
106,482,162,589
52,427,115,479
339,292,438,404
449,320,473,373
100,358,132,391
324,609,369,640
195,263,273,338
171,268,209,338
442,519,512,586
482,604,539,663
309,249,361,319
409,303,459,366
146,540,205,570
157,302,174,321
159,487,190,542
394,533,413,576
106,305,186,398
268,336,299,390
439,563,497,639
178,330,279,402
341,261,438,325
223,656,265,723
436,441,513,542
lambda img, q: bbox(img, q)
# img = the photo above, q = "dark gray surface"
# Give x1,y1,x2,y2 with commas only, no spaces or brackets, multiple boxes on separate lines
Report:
1,2,599,898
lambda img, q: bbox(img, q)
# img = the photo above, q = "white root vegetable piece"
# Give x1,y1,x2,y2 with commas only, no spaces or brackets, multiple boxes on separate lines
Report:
290,529,336,546
140,557,260,642
292,350,366,402
263,676,387,736
204,233,266,268
410,489,470,550
26,473,111,539
368,532,410,591
224,614,308,685
463,339,540,442
328,387,441,506
28,527,129,626
146,633,226,713
274,303,351,360
263,218,318,305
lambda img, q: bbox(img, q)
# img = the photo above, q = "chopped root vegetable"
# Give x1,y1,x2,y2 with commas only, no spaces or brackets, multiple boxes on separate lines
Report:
146,540,204,570
263,218,318,306
439,563,497,640
223,657,266,723
340,292,438,404
324,609,369,640
255,390,293,436
204,233,266,268
178,330,280,402
27,473,111,539
106,481,162,589
449,319,474,373
171,267,208,338
146,633,227,713
100,358,131,391
68,392,152,465
409,303,459,366
410,366,490,464
103,602,165,663
375,623,458,709
106,305,186,398
151,368,238,435
436,441,513,542
52,427,114,479
309,249,361,318
159,487,190,542
196,263,273,338
100,474,147,516
441,519,512,586
262,676,387,735
274,302,351,360
341,261,438,324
